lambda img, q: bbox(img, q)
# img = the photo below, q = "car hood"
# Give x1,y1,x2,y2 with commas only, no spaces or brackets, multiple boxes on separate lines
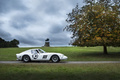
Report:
16,52,30,55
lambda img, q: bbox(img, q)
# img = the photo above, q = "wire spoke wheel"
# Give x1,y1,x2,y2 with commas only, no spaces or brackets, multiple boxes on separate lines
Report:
51,55,60,63
23,55,30,62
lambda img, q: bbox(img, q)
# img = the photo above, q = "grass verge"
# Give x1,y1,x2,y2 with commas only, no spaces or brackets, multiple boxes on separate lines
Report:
0,63,120,80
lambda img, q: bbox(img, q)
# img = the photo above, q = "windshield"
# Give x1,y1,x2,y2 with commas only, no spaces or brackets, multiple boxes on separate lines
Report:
38,49,46,53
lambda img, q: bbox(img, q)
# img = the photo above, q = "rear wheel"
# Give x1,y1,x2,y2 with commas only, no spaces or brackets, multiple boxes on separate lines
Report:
51,55,60,63
23,55,30,62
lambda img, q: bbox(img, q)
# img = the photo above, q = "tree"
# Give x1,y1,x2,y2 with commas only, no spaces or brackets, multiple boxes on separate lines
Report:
10,39,19,47
0,38,6,48
65,0,120,54
0,37,19,48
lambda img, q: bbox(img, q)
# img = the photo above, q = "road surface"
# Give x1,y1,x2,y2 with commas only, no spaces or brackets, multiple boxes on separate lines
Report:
0,61,120,64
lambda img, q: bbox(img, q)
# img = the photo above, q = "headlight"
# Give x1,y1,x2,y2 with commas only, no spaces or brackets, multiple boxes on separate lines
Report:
19,56,21,59
16,54,22,60
61,54,64,58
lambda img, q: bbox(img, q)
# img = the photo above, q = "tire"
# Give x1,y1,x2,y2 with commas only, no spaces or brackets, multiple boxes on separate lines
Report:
51,55,60,63
22,55,30,62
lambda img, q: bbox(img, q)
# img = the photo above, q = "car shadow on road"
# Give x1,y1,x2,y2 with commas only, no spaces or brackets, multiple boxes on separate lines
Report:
24,61,67,63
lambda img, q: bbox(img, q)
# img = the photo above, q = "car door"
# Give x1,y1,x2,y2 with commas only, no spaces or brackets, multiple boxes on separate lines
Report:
38,53,49,60
31,50,49,60
31,50,40,60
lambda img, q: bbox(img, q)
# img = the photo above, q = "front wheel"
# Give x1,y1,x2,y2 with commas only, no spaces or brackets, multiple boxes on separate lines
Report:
51,55,60,63
23,55,30,62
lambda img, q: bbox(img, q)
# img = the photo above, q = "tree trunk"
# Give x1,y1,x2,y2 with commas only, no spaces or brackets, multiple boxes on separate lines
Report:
103,45,108,54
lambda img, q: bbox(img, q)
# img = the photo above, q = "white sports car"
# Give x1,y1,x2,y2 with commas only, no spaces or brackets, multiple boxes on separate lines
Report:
16,49,68,63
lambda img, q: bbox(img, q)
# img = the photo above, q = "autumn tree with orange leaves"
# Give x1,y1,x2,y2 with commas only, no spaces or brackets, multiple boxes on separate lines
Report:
65,0,120,54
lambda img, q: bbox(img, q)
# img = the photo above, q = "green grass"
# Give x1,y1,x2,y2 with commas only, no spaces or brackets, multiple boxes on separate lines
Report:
0,47,120,80
0,46,120,61
0,48,32,61
0,63,120,80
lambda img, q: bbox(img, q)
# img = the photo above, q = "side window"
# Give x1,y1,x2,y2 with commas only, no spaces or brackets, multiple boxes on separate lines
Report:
31,50,38,54
36,50,39,53
31,50,34,54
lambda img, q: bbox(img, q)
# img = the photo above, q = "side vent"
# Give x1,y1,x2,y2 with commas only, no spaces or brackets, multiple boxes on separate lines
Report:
43,55,47,59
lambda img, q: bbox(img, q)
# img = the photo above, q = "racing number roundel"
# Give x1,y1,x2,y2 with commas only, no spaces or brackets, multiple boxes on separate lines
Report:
32,50,39,59
32,54,38,59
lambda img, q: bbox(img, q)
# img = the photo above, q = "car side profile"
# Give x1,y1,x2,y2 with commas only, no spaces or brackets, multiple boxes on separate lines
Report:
16,49,68,63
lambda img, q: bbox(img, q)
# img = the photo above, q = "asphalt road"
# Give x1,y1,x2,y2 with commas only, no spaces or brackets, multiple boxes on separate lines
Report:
0,61,120,64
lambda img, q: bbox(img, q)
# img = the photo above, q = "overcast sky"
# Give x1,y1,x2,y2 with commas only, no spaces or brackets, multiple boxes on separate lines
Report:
0,0,84,47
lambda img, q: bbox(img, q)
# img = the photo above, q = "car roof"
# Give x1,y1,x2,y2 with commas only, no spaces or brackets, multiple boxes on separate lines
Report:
29,49,40,50
23,49,39,52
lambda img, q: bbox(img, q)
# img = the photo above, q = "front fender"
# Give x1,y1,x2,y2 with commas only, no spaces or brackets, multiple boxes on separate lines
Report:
22,54,31,61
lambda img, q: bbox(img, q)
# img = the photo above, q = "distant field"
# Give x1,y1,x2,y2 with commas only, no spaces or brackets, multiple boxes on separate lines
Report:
0,63,120,80
0,46,120,61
